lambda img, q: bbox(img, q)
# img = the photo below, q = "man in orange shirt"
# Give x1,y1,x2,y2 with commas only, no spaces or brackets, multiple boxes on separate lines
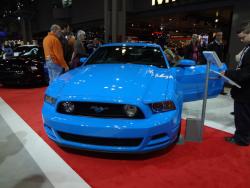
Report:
43,24,69,84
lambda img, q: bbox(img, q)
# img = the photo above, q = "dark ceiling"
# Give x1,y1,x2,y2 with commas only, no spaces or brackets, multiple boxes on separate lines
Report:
0,0,39,18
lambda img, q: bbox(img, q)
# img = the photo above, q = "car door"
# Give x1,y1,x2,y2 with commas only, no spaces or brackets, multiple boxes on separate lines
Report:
174,61,226,102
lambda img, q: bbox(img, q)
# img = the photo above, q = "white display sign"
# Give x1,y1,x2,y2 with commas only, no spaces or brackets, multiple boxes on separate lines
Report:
203,51,241,88
210,70,241,88
202,51,223,68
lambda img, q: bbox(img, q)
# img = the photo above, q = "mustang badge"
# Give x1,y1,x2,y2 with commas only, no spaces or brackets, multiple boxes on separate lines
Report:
90,106,109,113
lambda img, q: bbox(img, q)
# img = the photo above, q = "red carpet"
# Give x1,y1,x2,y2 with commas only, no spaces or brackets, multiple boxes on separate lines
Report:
1,86,250,188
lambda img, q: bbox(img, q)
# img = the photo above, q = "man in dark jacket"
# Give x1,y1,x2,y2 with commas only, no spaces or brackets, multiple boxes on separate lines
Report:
223,22,250,146
208,31,225,62
208,31,227,95
59,24,74,66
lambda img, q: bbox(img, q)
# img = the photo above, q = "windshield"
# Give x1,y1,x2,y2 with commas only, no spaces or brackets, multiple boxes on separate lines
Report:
85,46,167,68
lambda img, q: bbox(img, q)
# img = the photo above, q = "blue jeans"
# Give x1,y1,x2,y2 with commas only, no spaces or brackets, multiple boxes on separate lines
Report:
46,59,63,84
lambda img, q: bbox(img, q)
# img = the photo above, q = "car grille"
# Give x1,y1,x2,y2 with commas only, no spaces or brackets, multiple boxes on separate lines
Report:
57,102,145,119
58,131,143,147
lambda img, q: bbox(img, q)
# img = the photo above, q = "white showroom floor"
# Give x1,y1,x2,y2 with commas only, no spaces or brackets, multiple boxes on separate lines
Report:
182,88,234,134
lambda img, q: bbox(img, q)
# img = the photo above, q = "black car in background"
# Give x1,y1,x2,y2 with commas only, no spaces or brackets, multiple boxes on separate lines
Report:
0,45,49,86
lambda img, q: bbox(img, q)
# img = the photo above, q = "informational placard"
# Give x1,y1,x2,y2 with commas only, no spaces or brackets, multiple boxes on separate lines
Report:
202,51,223,68
203,51,241,88
210,70,241,88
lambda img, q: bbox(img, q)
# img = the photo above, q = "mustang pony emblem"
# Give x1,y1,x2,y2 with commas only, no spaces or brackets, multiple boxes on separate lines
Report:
90,106,109,113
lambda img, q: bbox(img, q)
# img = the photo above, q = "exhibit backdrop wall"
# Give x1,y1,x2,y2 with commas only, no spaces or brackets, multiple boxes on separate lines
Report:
33,0,249,67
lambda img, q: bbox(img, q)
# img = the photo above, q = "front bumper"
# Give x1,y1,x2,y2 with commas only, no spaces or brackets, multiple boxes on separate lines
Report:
42,103,181,153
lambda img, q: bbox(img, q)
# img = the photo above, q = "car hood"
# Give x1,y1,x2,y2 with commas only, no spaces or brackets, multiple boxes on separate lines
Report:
53,64,172,103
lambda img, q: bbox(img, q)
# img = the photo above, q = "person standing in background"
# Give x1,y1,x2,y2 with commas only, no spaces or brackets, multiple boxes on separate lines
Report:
223,22,250,146
70,30,89,69
67,32,76,54
208,31,225,62
184,34,203,63
208,31,227,95
87,38,101,55
43,24,69,84
59,24,74,67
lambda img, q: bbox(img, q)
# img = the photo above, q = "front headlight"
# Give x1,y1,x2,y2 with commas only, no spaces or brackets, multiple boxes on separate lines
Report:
151,101,176,113
44,95,57,105
124,104,138,117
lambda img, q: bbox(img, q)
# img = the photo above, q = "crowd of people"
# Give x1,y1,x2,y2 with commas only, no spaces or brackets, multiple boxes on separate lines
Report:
0,24,102,69
1,24,226,74
0,24,236,88
42,24,103,83
161,31,225,67
0,24,102,84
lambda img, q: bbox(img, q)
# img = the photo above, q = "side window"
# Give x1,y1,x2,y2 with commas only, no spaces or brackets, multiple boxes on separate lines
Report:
141,49,166,68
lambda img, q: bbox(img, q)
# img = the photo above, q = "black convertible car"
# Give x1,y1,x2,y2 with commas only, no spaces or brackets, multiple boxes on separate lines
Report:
0,45,49,86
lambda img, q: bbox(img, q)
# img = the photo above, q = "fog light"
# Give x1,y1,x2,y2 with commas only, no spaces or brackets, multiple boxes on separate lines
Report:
62,102,75,113
124,104,138,117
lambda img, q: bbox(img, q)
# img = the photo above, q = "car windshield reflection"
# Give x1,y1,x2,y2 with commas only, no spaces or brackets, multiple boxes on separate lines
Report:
85,46,167,68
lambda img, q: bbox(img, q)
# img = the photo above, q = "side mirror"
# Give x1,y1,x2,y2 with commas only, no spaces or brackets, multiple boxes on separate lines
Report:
79,57,88,65
177,59,196,67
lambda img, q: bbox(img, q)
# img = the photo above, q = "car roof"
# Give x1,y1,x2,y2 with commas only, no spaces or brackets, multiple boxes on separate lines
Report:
102,42,161,48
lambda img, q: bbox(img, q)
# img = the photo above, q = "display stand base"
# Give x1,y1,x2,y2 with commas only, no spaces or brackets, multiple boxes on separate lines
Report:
177,134,185,145
185,118,203,142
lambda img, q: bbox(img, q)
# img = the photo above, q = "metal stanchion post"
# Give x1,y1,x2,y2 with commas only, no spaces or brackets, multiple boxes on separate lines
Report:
199,61,211,140
185,61,210,142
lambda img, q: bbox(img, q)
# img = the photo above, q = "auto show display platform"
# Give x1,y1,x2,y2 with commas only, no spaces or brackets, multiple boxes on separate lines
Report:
1,86,250,188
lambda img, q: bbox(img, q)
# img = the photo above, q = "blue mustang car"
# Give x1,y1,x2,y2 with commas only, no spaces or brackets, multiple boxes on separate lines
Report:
42,43,226,153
